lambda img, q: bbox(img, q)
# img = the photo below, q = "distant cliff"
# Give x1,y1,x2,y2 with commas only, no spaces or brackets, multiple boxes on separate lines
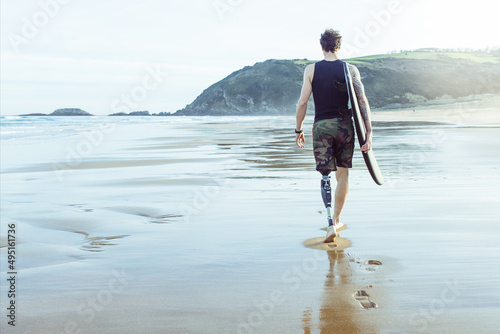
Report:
175,59,306,115
174,52,500,115
175,59,305,115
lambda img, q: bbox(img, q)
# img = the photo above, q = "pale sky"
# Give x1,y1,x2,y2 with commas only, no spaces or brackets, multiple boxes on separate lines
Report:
1,0,498,115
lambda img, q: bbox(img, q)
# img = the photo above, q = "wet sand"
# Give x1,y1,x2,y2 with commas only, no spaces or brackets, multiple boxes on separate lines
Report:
1,99,500,333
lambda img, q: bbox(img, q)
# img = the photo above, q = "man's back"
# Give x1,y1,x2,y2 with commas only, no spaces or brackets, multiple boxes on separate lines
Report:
312,60,349,122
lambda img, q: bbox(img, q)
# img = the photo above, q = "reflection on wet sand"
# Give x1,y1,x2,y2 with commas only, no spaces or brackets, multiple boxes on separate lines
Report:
303,250,378,334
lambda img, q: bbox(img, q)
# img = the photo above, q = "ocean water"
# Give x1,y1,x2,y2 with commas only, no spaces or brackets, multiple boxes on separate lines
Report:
1,114,500,333
0,114,458,175
1,114,499,259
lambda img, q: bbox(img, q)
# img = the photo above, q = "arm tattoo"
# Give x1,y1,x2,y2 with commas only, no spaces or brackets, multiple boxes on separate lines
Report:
348,64,372,133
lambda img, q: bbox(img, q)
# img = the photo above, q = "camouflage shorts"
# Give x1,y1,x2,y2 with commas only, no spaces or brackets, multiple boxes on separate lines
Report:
312,117,354,175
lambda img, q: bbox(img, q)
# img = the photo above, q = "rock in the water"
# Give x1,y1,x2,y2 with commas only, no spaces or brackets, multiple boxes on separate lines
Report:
20,108,92,116
50,108,92,116
152,112,173,116
19,113,48,116
109,110,151,116
129,110,150,116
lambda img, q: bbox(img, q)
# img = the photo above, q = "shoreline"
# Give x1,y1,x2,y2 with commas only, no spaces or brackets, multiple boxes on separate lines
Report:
5,94,499,119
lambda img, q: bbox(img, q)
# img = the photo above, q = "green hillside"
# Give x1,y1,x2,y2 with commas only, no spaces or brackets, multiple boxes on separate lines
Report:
174,52,500,115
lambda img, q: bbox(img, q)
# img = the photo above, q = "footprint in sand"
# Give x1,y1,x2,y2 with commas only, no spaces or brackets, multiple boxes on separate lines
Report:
354,290,377,309
365,259,382,271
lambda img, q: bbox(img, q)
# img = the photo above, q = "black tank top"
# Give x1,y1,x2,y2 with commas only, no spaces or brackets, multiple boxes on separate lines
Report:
312,60,349,122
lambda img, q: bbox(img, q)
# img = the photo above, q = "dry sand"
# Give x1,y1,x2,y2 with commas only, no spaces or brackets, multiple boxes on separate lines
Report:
1,97,500,333
373,95,500,125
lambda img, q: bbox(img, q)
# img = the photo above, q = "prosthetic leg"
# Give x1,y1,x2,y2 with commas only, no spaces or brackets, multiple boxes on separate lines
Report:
322,175,337,242
321,175,333,226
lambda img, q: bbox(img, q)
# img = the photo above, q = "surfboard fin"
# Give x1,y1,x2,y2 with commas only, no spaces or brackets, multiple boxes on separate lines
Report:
321,175,333,226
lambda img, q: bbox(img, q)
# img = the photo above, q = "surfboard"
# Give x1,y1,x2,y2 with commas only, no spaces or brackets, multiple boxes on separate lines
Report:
343,63,384,186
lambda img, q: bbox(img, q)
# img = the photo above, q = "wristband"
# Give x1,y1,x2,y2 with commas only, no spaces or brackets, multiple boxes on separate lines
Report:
295,129,303,134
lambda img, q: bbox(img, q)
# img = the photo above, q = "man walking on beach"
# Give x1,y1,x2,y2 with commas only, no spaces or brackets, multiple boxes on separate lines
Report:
295,29,373,242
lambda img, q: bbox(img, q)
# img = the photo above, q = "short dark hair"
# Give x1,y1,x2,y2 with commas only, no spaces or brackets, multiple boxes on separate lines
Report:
320,29,342,52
